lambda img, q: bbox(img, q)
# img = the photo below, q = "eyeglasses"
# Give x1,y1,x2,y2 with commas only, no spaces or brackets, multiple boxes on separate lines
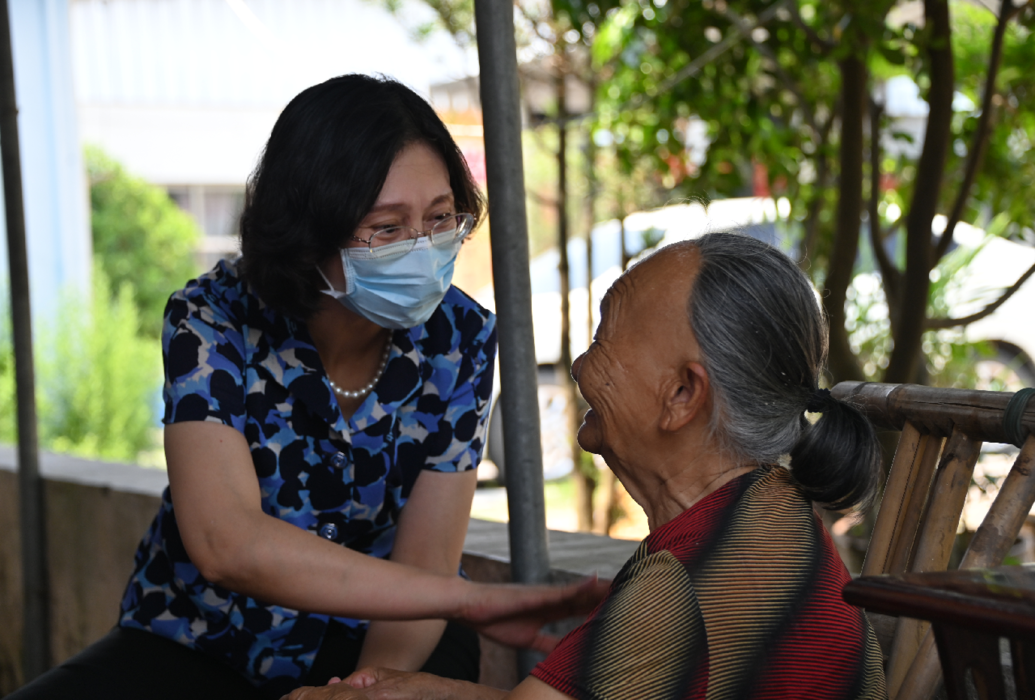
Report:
348,213,475,259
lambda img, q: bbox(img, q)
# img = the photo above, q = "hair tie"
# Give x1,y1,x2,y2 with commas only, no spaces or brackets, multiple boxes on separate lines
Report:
1004,388,1035,448
806,388,832,413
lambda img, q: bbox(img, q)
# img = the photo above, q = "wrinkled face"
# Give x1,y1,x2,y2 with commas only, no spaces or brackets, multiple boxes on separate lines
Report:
571,246,701,459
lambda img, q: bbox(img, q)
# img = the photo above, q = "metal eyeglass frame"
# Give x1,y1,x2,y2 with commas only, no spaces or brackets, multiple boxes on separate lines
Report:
348,213,475,257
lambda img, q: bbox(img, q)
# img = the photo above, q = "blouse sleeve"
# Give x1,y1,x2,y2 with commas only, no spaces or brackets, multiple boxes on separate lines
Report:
421,312,498,474
530,550,710,700
161,285,248,433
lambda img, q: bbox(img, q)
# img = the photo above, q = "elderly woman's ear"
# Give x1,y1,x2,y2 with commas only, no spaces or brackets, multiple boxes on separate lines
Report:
659,361,711,433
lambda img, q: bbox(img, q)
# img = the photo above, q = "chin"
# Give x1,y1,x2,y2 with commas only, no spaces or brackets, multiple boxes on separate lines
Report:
576,423,601,455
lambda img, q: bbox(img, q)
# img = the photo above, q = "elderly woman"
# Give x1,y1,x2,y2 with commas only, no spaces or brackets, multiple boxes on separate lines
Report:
286,233,888,700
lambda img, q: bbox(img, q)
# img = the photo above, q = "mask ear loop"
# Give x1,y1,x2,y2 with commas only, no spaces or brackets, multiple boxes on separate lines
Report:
316,249,355,296
316,265,339,294
316,250,359,296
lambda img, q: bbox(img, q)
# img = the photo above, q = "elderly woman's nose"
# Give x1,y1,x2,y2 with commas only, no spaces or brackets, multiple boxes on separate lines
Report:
571,353,585,381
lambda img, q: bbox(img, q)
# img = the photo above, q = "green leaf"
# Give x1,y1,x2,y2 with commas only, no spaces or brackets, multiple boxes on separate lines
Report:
592,3,638,68
878,41,907,65
986,211,1011,238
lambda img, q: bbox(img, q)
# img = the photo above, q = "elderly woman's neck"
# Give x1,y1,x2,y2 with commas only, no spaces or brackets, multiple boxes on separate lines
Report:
619,447,756,532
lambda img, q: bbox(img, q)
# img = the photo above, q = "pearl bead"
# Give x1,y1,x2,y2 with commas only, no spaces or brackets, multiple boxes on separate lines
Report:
328,334,392,400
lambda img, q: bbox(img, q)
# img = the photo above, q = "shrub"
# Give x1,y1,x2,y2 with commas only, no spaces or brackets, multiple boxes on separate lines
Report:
0,266,161,463
0,312,14,444
86,145,201,338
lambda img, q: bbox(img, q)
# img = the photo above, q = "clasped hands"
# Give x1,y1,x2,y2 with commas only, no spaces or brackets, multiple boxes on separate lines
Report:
280,576,609,700
283,667,492,700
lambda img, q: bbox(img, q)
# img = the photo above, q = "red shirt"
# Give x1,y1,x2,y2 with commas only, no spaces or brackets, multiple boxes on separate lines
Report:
532,466,886,700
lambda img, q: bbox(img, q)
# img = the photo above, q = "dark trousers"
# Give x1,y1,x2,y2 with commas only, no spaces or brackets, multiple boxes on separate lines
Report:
5,621,480,700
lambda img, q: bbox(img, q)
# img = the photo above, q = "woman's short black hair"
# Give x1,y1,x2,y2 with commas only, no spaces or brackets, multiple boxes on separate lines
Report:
238,73,484,319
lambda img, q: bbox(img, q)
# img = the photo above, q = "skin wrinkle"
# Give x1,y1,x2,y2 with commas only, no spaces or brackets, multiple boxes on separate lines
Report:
571,243,754,531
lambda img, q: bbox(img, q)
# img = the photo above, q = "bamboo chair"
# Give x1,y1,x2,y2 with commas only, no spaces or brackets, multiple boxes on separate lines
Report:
832,381,1035,700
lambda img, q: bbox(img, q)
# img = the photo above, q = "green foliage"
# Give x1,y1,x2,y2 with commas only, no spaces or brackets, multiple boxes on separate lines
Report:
386,0,1035,388
0,313,14,444
640,226,665,250
846,236,999,388
87,146,201,338
920,240,997,389
943,2,1035,240
591,0,1035,383
591,0,883,273
0,267,161,463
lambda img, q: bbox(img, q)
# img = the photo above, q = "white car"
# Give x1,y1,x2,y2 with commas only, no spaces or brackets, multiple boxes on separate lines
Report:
941,219,1035,388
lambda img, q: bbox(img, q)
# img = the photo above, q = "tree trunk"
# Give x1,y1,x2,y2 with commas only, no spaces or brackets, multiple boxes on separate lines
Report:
884,0,954,384
585,124,596,349
555,69,594,531
585,119,614,534
868,97,902,330
823,52,867,383
618,189,630,271
797,114,834,271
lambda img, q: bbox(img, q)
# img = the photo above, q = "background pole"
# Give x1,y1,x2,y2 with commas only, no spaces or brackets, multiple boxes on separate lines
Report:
473,0,551,677
0,0,51,683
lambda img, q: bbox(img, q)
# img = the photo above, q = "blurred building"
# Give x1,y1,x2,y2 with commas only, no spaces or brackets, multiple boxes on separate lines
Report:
70,0,476,270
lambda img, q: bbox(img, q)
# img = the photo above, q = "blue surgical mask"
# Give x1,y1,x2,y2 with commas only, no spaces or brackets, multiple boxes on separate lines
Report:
318,235,461,329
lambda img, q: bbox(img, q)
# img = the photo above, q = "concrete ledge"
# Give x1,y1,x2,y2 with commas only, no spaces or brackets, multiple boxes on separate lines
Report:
0,446,637,695
0,445,169,497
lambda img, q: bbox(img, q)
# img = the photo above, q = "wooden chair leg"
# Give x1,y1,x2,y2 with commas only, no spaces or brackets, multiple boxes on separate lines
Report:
894,633,943,700
889,436,1035,700
863,422,925,577
1011,638,1035,698
932,624,1007,700
887,427,982,698
891,435,944,575
960,435,1035,569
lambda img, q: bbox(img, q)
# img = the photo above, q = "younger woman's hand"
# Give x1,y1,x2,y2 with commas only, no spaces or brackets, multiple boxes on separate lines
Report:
460,576,610,652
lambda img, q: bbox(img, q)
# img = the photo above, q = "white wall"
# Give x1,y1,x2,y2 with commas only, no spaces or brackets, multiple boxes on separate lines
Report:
71,0,478,186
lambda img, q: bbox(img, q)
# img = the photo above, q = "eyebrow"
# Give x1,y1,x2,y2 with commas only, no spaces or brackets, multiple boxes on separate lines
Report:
364,193,455,215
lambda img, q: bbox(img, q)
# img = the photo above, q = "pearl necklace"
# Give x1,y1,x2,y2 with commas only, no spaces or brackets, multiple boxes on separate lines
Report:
327,333,392,400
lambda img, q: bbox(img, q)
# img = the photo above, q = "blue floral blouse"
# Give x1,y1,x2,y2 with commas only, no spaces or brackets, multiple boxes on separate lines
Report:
118,258,497,697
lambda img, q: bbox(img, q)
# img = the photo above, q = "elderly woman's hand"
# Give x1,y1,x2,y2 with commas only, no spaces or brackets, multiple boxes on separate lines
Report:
343,667,504,700
280,677,370,700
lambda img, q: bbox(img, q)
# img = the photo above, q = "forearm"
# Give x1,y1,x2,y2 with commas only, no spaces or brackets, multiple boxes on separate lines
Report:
356,619,447,671
354,469,478,669
203,511,470,621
